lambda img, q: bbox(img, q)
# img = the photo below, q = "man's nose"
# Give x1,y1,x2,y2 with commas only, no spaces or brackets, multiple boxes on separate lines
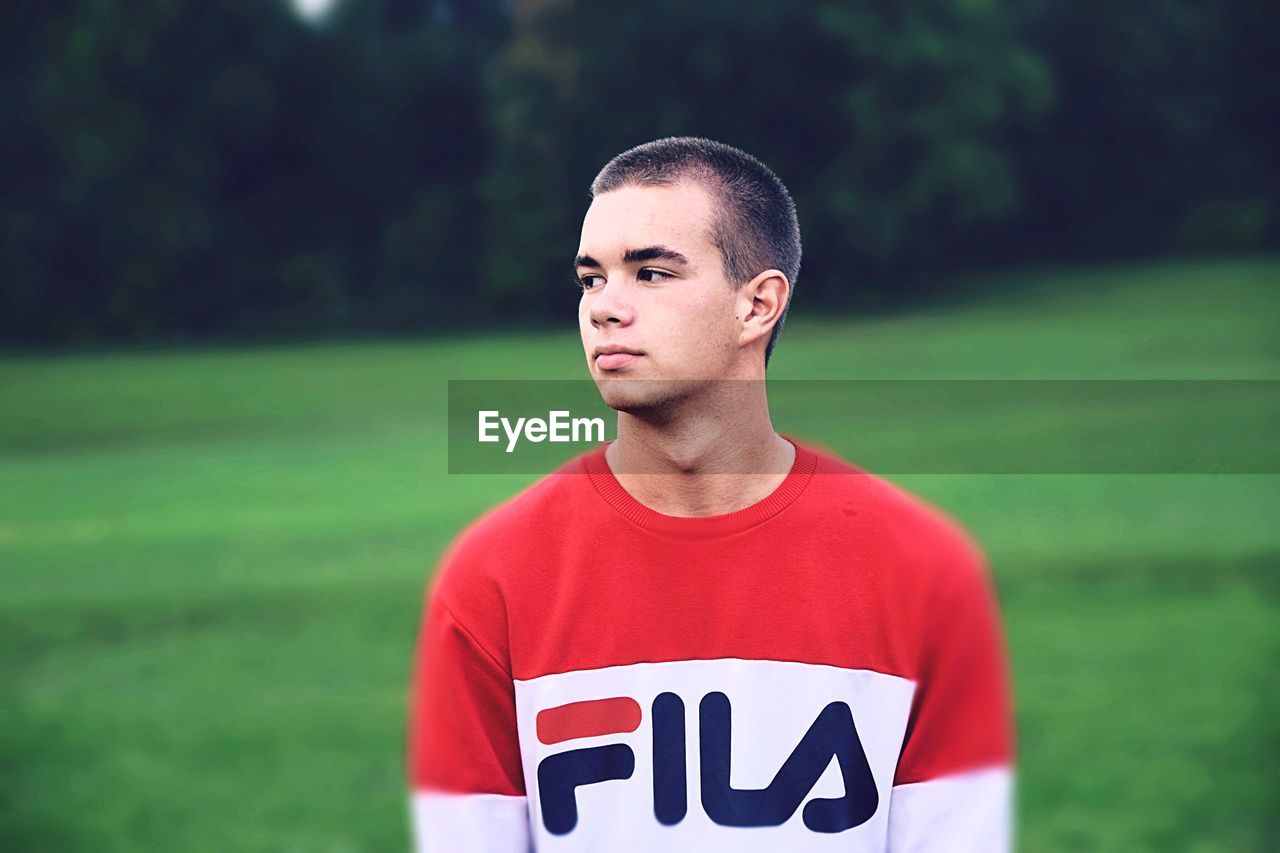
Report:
589,279,635,328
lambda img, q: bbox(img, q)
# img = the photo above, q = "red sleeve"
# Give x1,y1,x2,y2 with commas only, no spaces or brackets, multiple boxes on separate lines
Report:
894,532,1015,785
408,564,525,797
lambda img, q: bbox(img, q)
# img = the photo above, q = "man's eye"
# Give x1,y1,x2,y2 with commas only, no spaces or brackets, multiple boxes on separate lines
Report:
578,274,604,291
638,269,673,283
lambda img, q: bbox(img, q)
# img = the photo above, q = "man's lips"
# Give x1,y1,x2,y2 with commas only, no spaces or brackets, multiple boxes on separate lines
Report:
595,352,644,371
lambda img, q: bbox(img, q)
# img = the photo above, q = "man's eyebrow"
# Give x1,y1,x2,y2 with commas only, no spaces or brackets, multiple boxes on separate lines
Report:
575,247,691,269
623,245,690,266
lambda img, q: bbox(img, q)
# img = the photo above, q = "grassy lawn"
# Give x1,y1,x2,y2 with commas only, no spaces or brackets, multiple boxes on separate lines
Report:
1,257,1277,851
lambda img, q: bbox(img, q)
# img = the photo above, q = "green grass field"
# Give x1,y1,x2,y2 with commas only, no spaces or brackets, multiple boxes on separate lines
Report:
2,257,1277,851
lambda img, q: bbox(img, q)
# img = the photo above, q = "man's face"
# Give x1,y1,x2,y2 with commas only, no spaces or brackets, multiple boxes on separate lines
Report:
576,181,745,413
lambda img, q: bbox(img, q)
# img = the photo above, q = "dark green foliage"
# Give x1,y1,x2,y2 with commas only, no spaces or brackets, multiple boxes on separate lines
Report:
1,0,1275,343
1,0,502,343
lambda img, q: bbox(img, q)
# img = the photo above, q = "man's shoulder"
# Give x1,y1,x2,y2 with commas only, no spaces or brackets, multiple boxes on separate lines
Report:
798,438,990,586
428,447,599,590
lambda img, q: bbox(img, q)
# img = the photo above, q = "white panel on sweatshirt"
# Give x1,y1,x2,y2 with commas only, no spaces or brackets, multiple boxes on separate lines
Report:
411,790,532,853
513,658,918,851
887,766,1013,853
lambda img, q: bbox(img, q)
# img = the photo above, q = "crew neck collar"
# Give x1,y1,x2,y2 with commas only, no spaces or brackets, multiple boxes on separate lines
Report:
582,435,817,540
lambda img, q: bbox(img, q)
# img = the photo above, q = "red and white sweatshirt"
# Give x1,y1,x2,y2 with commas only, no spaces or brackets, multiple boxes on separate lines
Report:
408,437,1015,851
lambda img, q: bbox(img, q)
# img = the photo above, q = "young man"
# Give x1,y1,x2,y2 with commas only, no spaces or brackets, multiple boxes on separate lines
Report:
409,137,1014,851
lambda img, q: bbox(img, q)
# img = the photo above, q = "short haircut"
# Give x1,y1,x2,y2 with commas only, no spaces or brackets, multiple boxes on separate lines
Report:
590,137,801,367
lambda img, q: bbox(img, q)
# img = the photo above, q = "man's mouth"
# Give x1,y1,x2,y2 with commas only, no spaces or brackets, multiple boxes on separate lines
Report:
595,352,644,371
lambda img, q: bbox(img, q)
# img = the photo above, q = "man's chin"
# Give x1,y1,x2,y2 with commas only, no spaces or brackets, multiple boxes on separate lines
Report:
593,377,698,415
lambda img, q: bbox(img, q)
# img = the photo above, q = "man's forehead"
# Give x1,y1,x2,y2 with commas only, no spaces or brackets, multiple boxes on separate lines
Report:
577,182,715,261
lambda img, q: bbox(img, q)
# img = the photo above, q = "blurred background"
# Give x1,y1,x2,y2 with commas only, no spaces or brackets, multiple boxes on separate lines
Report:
1,0,1277,850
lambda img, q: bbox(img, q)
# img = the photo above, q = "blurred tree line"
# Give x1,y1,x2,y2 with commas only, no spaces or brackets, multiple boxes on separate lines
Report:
2,0,1275,345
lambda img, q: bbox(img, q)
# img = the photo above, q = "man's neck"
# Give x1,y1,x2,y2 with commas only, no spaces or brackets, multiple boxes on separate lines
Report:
605,383,795,518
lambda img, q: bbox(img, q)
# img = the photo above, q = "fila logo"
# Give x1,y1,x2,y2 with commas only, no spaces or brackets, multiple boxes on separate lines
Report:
534,692,878,835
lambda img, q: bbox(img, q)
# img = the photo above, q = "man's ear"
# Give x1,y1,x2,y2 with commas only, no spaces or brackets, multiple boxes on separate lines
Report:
736,269,790,349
